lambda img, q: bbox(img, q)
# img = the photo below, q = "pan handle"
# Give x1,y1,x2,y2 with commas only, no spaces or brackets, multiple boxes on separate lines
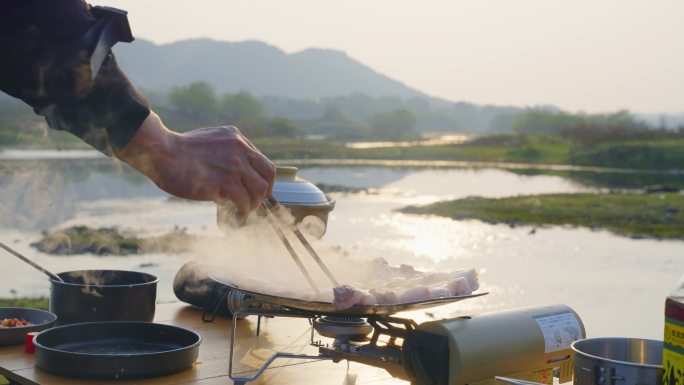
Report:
201,282,230,323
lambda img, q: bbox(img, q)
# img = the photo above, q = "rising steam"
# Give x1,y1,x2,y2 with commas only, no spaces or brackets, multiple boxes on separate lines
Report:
185,206,477,303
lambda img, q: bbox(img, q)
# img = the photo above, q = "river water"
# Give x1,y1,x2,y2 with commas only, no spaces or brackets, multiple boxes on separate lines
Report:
0,150,681,341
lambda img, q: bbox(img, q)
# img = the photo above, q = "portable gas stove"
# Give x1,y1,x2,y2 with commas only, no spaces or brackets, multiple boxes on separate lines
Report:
211,191,586,385
214,282,586,385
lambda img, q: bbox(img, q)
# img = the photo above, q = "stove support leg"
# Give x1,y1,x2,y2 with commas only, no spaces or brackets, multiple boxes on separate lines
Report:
227,307,332,384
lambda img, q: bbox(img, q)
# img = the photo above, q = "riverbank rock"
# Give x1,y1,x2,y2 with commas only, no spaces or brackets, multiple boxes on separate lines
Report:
31,225,197,256
643,185,680,193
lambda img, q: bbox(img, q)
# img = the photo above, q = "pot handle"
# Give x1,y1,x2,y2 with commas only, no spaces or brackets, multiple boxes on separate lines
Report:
495,376,544,385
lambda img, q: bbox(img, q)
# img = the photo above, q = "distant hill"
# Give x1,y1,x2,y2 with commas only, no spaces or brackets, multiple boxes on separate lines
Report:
111,38,534,132
2,38,682,134
114,38,426,100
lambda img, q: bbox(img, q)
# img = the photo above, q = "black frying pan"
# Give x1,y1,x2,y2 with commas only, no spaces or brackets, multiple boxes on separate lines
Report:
34,321,200,379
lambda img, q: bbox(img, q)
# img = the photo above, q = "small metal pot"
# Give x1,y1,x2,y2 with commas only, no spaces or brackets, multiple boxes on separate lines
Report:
497,338,663,385
271,166,335,237
217,166,335,237
572,338,663,385
50,270,158,325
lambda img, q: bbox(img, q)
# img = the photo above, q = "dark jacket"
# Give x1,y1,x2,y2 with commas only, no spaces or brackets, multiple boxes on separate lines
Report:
0,0,150,154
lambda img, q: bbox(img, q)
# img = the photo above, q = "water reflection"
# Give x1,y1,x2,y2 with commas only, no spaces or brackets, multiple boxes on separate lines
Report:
345,134,471,149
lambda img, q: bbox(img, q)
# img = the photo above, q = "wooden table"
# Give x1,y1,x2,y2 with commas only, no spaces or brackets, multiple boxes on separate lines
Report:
0,302,408,385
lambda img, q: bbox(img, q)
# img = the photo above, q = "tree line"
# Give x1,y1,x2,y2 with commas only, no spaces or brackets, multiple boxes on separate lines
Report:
151,82,422,140
1,82,682,147
511,109,684,145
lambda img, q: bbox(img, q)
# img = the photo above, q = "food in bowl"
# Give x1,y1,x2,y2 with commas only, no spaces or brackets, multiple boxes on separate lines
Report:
1,318,33,328
0,308,57,346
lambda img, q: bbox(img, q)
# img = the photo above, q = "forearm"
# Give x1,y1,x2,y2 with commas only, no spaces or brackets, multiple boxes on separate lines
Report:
115,111,178,185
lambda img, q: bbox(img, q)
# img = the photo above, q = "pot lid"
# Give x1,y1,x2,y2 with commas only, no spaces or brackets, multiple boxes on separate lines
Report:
272,166,330,205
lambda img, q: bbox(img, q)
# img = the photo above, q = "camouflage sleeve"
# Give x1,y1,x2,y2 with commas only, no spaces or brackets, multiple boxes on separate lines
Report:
0,0,150,154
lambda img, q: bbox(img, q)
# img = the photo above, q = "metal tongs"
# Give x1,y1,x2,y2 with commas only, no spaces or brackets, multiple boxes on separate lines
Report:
260,197,339,296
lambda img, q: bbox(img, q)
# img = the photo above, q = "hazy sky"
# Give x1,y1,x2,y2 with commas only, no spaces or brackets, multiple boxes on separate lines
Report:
104,0,683,114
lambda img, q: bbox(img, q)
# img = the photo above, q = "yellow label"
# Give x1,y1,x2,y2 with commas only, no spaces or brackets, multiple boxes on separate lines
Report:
663,349,684,385
665,319,684,350
664,319,684,385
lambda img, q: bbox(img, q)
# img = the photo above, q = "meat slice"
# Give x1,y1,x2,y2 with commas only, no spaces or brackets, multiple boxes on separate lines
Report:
333,285,376,310
448,268,479,295
370,289,399,304
398,286,431,303
429,288,452,298
331,267,480,309
447,277,471,295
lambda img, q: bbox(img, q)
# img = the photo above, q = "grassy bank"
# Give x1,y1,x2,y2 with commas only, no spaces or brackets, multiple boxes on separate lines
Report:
508,169,684,190
3,128,684,171
8,133,680,172
252,135,573,164
0,297,48,310
253,135,684,170
570,140,684,170
399,193,684,240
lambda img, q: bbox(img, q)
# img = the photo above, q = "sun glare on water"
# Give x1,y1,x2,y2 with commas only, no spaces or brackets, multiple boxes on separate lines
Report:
374,213,486,263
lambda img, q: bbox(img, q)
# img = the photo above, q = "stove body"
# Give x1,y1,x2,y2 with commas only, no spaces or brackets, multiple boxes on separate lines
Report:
226,296,585,385
405,305,584,385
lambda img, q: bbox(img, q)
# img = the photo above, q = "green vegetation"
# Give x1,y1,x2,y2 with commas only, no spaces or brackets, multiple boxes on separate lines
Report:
508,169,684,191
252,134,684,172
460,134,572,163
139,105,684,171
261,93,504,134
2,93,683,172
570,140,684,170
0,297,49,310
160,84,300,138
399,193,684,240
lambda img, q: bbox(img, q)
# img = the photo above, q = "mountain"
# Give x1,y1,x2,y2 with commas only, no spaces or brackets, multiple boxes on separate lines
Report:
0,38,524,133
3,38,681,133
113,38,426,100
111,38,532,132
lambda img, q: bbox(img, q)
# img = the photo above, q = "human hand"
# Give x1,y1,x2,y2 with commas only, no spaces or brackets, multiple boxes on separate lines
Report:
117,112,276,218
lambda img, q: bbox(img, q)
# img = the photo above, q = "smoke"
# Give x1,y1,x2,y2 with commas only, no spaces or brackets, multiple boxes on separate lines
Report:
192,212,325,295
187,208,372,301
185,206,478,303
64,270,117,286
0,160,78,230
62,270,118,298
0,153,129,231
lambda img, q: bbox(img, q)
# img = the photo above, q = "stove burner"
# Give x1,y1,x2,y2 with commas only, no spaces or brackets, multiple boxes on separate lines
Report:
314,316,373,341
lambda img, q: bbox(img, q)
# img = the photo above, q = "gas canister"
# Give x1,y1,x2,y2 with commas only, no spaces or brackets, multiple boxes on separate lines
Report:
664,274,684,385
